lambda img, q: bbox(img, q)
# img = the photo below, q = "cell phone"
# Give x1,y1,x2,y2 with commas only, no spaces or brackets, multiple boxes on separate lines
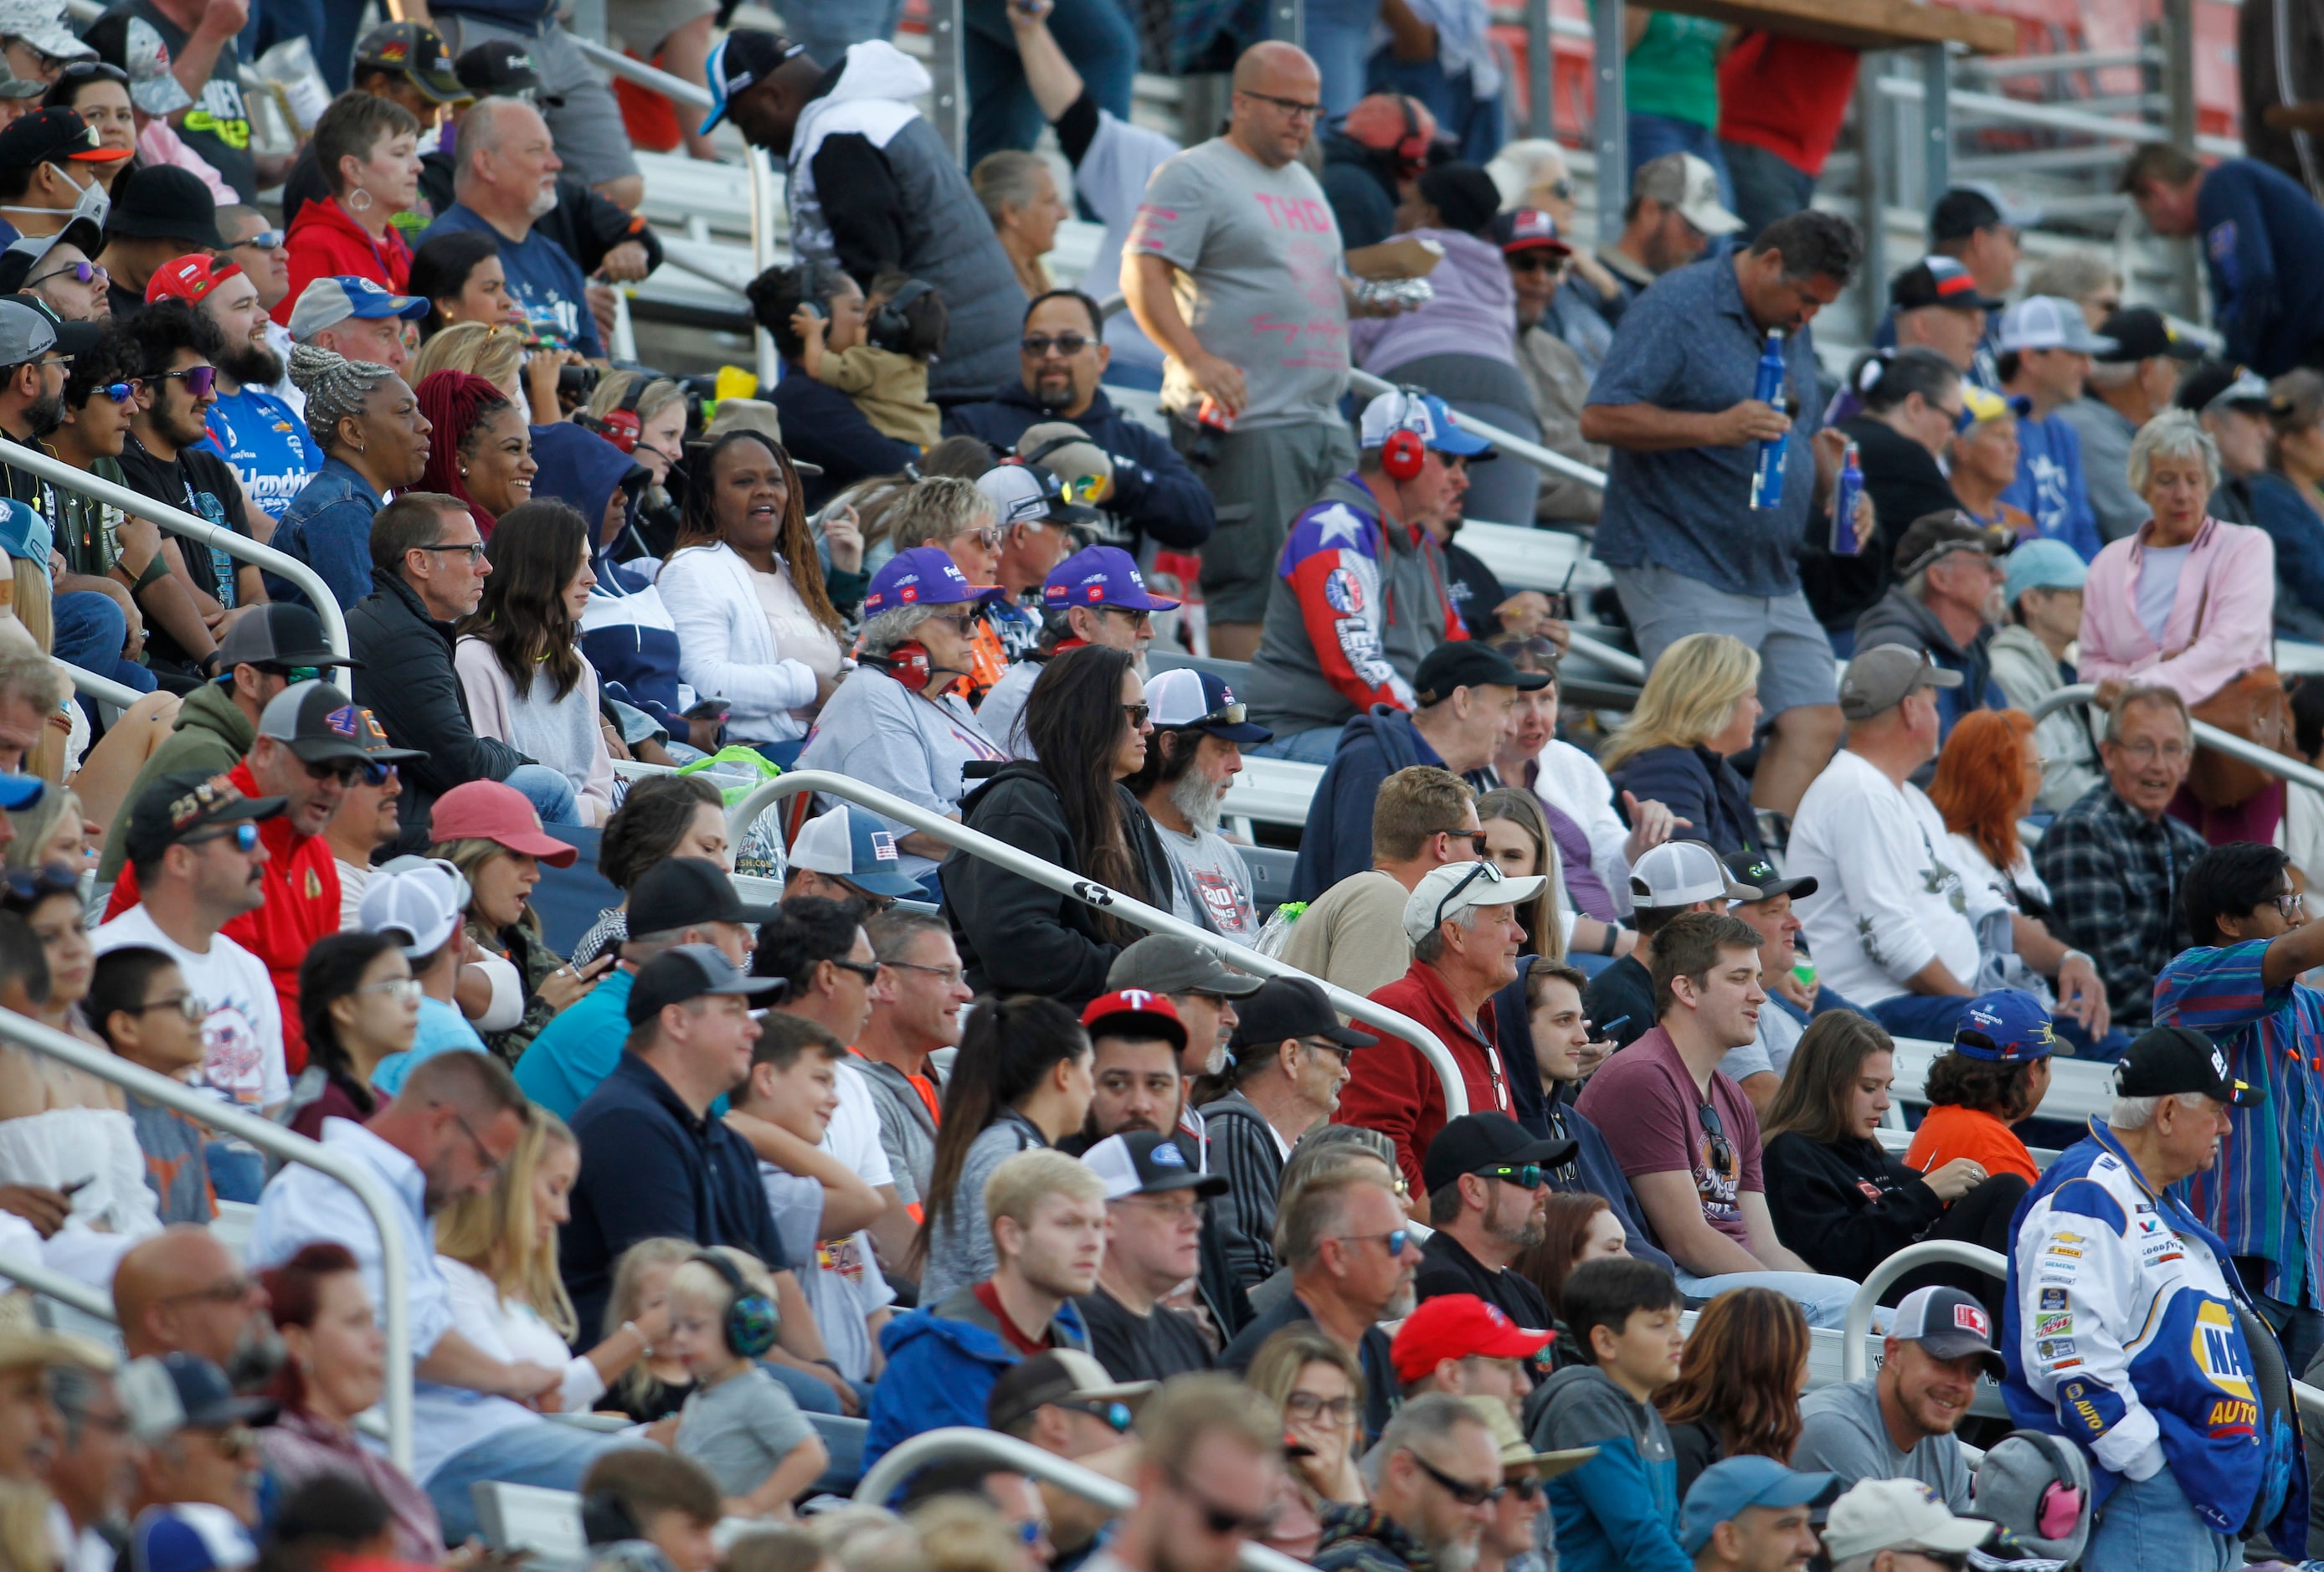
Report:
59,1177,91,1196
1592,1015,1629,1040
681,698,730,720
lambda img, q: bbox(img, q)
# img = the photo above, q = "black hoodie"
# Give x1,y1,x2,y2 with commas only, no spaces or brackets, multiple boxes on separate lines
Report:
1761,1128,1945,1283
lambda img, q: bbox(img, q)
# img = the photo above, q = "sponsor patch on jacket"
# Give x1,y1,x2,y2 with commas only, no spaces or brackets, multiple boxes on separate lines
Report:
2036,1313,2072,1338
2038,1338,2076,1360
2039,1288,2068,1311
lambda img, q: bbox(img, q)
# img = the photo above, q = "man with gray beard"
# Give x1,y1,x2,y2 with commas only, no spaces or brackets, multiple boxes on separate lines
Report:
980,544,1170,761
1128,666,1271,942
1314,1393,1504,1572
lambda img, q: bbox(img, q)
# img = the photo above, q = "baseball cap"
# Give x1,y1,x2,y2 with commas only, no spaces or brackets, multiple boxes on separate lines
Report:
1996,295,2116,356
1930,182,2039,242
1226,974,1375,1051
2176,360,2271,415
2112,1024,2265,1106
1390,1293,1553,1383
85,14,192,116
124,1504,257,1572
1084,1128,1229,1200
1952,989,2057,1062
357,856,470,958
1413,641,1549,706
257,681,419,768
985,1349,1154,1434
788,804,925,899
355,21,469,105
1490,208,1571,256
285,275,429,339
213,603,356,674
121,770,285,868
628,855,781,937
1894,509,2000,578
0,51,43,100
1629,840,1759,910
145,254,243,306
625,942,777,1025
1140,666,1268,745
863,546,1005,615
700,29,808,136
1634,151,1742,237
0,0,94,64
2003,537,2088,605
120,1353,275,1440
0,495,45,566
1677,1456,1841,1557
1080,988,1190,1051
427,778,579,867
1108,932,1264,999
979,460,1098,529
0,106,125,172
0,297,54,369
1720,849,1816,903
4,291,95,358
1403,859,1546,946
0,766,37,811
1015,422,1116,506
1041,544,1180,614
1838,645,1963,722
1973,1431,2091,1563
1890,255,2003,312
0,215,101,294
1359,388,1495,457
2095,306,2200,365
1890,1284,2006,1377
455,39,553,102
104,165,224,247
1822,1478,1994,1562
1955,385,2031,431
1464,1395,1596,1482
1421,1112,1576,1195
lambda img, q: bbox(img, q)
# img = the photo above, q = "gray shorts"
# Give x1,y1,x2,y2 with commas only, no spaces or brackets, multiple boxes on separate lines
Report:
608,0,717,54
1608,561,1840,717
432,13,641,191
1172,416,1358,624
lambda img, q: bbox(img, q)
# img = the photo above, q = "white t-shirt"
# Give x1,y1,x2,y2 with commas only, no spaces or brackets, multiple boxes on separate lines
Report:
1788,751,1981,1008
829,1063,894,1190
91,907,288,1110
2135,542,2192,645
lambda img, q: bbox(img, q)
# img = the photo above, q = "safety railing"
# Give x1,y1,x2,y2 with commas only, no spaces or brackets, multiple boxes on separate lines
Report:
0,1250,119,1323
3,444,347,659
856,1427,1312,1572
2028,684,2324,797
726,771,1471,1118
54,660,143,719
0,1009,415,1470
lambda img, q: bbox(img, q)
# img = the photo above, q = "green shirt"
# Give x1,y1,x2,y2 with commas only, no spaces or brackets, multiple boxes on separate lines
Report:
1625,13,1724,126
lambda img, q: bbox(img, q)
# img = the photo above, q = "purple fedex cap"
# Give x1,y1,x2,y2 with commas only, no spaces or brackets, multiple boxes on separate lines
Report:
863,546,1005,615
1041,545,1180,613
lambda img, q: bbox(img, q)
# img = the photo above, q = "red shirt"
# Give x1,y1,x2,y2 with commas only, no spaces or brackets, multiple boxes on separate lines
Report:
1715,33,1860,177
275,195,414,326
971,1280,1057,1356
1334,959,1511,1198
105,760,340,1074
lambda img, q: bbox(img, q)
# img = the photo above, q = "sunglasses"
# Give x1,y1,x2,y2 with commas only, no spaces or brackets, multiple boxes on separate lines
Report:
1697,1097,1736,1181
951,524,1004,551
1170,1472,1280,1537
1439,828,1490,858
1410,1451,1506,1506
1021,333,1093,358
830,958,882,984
361,761,398,787
28,260,106,289
156,365,217,398
1058,1398,1134,1433
1429,857,1507,931
1122,702,1149,729
56,61,128,85
1,865,79,903
1337,1228,1411,1258
95,379,141,404
1508,252,1565,274
298,756,364,785
261,665,322,684
185,822,260,853
236,229,285,251
1473,1162,1545,1189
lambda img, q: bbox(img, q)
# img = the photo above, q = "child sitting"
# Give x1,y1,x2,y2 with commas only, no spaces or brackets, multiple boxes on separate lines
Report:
666,1246,830,1520
86,946,216,1225
789,269,946,450
578,1447,725,1572
1531,1257,1691,1571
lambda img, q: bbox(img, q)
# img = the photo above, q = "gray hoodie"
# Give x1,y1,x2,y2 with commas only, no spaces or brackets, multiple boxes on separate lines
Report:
1987,624,2103,813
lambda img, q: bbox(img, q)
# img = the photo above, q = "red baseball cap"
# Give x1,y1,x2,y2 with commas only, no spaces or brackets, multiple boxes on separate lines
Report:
145,254,244,306
1390,1293,1554,1383
1079,989,1187,1052
427,779,578,867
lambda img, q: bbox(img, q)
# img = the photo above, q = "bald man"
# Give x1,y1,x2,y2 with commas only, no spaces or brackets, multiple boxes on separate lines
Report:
1124,42,1382,664
114,1226,277,1374
414,100,605,360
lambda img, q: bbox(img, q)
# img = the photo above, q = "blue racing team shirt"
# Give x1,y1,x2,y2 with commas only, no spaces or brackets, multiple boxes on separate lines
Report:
202,386,320,521
418,203,605,359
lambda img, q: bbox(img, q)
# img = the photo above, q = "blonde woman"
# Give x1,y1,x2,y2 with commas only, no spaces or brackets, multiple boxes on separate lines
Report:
1597,632,1767,860
435,1106,664,1415
1245,1325,1367,1508
409,321,537,417
602,1236,702,1423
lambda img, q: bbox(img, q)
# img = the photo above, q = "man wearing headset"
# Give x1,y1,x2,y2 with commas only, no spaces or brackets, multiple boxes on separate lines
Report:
1244,388,1487,765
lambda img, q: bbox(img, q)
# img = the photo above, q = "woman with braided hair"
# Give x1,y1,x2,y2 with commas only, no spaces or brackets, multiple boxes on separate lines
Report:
270,345,434,610
416,370,537,538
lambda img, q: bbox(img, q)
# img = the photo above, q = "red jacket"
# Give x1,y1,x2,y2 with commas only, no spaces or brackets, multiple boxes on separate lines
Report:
1334,959,1513,1198
104,760,339,1075
276,196,413,326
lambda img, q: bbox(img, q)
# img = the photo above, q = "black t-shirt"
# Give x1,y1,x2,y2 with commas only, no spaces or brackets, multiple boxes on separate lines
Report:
116,434,254,670
1074,1286,1216,1383
1413,1229,1552,1330
105,1,255,203
1582,954,1655,1052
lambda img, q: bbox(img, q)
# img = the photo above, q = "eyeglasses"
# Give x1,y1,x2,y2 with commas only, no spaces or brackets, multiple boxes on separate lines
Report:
1169,1472,1280,1538
234,229,285,252
883,958,966,987
1298,1037,1355,1065
357,976,424,1004
1057,1398,1134,1432
446,1106,501,1179
159,1275,256,1306
185,822,260,854
1697,1097,1736,1181
830,958,882,984
950,524,1004,551
214,1426,258,1462
1021,333,1093,358
1122,702,1150,730
156,365,217,398
1504,1477,1542,1501
2114,737,2191,763
1237,88,1323,120
1473,1162,1546,1189
1283,1391,1355,1424
1335,1228,1411,1258
1430,858,1506,932
418,541,489,563
28,260,106,289
1508,252,1564,275
95,379,140,404
2275,889,2308,920
1408,1451,1506,1506
926,610,978,634
1097,605,1154,630
129,992,208,1024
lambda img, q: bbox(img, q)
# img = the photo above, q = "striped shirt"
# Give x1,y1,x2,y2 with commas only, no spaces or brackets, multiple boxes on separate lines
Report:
2155,938,2324,1306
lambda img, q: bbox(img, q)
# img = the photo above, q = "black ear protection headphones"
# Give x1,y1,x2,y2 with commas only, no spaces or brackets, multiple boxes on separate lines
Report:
796,260,826,321
868,279,935,352
1380,387,1431,482
692,1251,780,1359
580,1488,641,1546
598,373,648,454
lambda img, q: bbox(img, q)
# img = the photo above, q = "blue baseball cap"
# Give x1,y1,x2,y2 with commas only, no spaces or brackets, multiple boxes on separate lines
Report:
1679,1456,1841,1556
699,30,807,136
1042,545,1180,614
862,546,1004,615
0,496,48,569
0,770,41,810
126,1503,257,1572
789,804,925,899
285,275,428,338
1144,666,1271,745
1952,989,2057,1062
2003,537,2087,607
1358,388,1494,457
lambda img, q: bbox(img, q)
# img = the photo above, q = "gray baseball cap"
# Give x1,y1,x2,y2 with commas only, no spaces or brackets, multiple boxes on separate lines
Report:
1106,933,1264,998
1838,645,1964,721
0,296,59,368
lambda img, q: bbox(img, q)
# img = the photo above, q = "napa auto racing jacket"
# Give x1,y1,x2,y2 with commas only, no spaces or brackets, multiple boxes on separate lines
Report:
2001,1118,2306,1552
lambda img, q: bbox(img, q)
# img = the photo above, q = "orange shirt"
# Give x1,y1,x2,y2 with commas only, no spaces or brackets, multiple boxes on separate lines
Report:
1903,1102,2039,1188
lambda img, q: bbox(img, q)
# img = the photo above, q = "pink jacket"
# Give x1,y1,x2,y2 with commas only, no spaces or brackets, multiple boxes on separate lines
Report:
2077,515,2275,706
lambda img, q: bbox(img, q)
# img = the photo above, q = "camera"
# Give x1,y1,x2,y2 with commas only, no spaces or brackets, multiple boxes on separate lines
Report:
559,364,602,400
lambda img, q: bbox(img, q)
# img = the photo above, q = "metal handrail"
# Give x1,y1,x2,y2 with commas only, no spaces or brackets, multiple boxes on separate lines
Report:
0,1009,415,1470
1,444,347,659
1841,1241,2006,1383
726,770,1471,1117
856,1428,1312,1572
573,37,712,109
54,660,141,715
0,1251,119,1322
2028,683,2324,796
1565,631,1644,684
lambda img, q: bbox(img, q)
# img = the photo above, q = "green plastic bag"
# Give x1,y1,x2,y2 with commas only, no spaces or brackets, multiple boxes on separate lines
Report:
675,747,789,878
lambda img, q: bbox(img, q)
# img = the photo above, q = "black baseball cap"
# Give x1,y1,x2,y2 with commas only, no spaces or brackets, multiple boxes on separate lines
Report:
1422,1112,1576,1196
700,30,809,136
625,942,780,1025
1928,183,2036,242
256,681,422,768
985,1349,1154,1434
1085,1128,1230,1200
1413,641,1550,706
213,603,356,673
2094,306,2203,366
454,39,559,106
2176,360,2271,415
1722,849,1818,903
1894,510,2000,578
355,22,470,105
0,217,103,295
0,108,128,174
2113,1025,2265,1107
1227,974,1375,1052
103,166,224,249
628,855,781,936
121,769,285,867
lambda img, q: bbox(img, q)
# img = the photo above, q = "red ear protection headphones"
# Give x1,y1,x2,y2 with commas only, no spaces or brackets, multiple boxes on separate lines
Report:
1380,388,1430,481
598,373,648,453
871,642,936,691
1390,95,1429,175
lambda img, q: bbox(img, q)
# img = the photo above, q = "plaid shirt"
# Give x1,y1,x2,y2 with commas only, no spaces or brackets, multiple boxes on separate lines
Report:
2030,781,2207,1027
2157,939,2324,1307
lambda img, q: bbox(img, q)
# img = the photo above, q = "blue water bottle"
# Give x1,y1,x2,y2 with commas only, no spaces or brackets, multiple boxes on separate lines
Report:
1832,439,1864,555
1749,329,1787,511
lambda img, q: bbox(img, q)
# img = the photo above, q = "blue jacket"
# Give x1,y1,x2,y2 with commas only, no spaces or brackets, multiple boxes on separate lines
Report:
769,364,917,513
532,420,642,528
863,1285,1090,1474
2195,159,2324,376
942,380,1215,556
267,456,382,609
1290,705,1442,902
2000,412,2101,563
1528,1364,1689,1572
1606,743,1761,860
2237,471,2324,635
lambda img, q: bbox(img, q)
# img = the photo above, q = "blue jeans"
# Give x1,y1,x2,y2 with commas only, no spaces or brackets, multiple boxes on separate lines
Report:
502,763,581,828
52,591,157,696
964,0,1137,166
1247,724,1345,763
2088,1467,2235,1572
1867,993,2131,1061
427,1423,648,1546
1303,0,1381,117
1671,1266,1861,1330
1627,112,1735,210
780,0,908,66
1719,137,1817,241
763,1361,874,1416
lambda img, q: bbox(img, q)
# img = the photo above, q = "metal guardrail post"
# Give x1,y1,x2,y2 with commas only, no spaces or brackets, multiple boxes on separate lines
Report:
728,771,1471,1118
0,1009,415,1471
2027,683,2324,795
1565,630,1644,684
1841,1240,2006,1382
1525,0,1553,140
927,0,969,162
1920,45,1951,203
573,37,712,108
748,147,783,391
1591,0,1625,249
2159,0,2202,321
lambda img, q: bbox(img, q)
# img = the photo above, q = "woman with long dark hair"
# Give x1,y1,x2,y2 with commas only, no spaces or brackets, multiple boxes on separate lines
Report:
656,430,848,763
42,62,136,190
286,931,420,1140
915,995,1094,1304
945,644,1173,1004
455,499,617,825
1653,1287,1810,1499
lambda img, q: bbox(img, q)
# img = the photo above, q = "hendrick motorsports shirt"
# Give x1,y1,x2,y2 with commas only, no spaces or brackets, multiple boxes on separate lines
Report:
203,386,321,521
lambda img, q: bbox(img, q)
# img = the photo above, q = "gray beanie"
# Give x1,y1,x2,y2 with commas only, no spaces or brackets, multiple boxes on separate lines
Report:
1971,1431,2091,1565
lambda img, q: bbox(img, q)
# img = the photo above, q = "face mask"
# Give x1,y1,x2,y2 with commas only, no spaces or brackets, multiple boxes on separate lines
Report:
59,166,108,230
